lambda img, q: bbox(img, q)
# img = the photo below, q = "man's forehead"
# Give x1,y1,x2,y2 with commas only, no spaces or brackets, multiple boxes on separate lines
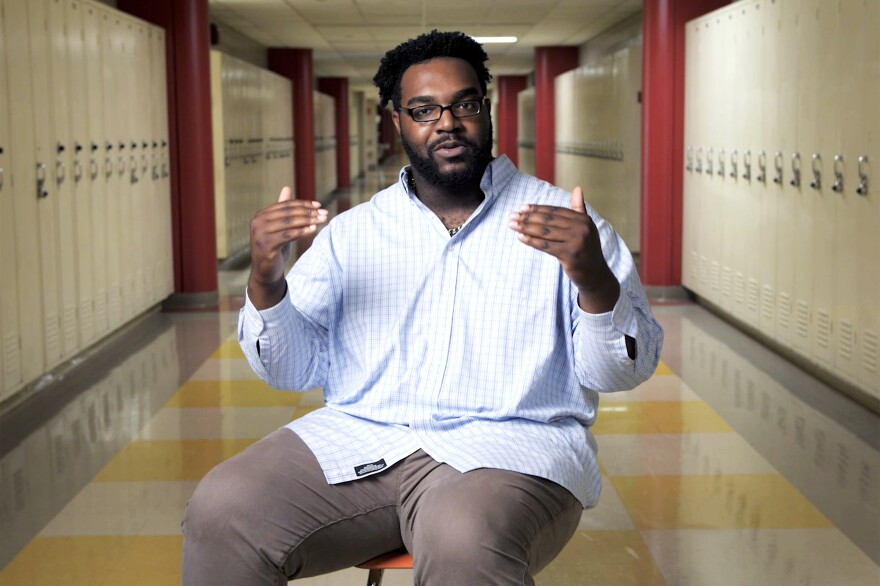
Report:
399,57,480,95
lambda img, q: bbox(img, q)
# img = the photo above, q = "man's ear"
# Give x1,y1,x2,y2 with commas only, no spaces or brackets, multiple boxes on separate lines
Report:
392,110,401,135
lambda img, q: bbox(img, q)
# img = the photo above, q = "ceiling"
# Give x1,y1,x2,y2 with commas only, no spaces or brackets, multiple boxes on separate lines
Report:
207,0,643,88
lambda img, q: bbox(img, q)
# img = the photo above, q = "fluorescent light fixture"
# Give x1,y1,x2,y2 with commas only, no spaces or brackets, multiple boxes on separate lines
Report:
471,36,518,44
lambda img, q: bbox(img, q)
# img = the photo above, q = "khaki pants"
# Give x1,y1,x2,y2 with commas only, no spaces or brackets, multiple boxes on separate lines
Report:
182,428,582,585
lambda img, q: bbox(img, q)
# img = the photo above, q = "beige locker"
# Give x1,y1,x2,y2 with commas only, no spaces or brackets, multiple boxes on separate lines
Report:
852,0,879,395
757,0,782,341
100,9,123,330
24,0,65,370
773,0,801,351
808,0,838,369
83,2,109,336
152,26,173,300
681,20,699,293
129,21,149,316
517,88,534,176
116,16,136,322
47,0,80,359
65,0,96,348
0,0,23,398
350,90,361,181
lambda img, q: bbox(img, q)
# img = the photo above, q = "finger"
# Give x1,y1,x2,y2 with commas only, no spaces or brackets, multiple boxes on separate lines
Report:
278,186,293,202
570,186,586,214
514,232,569,256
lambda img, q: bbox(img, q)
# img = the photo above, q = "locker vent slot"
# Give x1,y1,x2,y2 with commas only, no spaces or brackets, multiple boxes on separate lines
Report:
3,333,22,386
733,271,744,305
747,279,759,315
700,256,710,288
690,252,698,282
80,299,95,342
45,312,61,361
64,305,78,350
777,293,791,331
863,329,878,374
837,320,854,362
722,266,733,299
94,290,107,333
795,301,810,342
815,309,831,350
711,261,720,291
760,284,774,322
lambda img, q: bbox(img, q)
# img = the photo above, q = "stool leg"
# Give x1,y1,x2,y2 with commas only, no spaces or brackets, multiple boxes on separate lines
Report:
366,567,384,586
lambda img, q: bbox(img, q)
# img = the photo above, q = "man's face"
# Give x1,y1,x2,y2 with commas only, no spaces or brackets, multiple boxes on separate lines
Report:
392,57,493,189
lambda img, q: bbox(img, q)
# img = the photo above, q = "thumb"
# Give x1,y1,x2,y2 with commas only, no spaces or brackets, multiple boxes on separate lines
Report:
278,186,293,203
570,186,586,214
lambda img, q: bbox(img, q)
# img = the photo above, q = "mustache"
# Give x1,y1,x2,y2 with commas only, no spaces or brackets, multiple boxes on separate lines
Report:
429,135,478,153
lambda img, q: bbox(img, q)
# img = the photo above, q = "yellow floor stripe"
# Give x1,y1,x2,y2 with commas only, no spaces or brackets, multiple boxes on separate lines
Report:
592,401,734,435
164,379,303,407
0,535,182,586
654,361,674,376
209,339,246,359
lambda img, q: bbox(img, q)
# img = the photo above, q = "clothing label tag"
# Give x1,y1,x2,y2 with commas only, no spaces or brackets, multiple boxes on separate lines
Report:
354,459,387,476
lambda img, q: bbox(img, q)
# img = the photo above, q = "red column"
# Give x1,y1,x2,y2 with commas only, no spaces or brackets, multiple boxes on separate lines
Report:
534,47,578,183
496,75,527,166
118,0,217,296
268,48,316,202
640,0,730,286
317,77,351,190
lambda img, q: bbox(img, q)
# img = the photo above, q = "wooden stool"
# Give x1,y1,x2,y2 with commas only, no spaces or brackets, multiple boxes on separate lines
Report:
356,548,413,586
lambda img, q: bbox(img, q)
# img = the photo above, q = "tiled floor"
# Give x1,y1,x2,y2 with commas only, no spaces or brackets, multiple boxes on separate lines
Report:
1,159,878,585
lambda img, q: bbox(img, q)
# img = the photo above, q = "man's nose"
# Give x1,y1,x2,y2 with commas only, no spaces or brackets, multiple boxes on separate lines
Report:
435,108,462,131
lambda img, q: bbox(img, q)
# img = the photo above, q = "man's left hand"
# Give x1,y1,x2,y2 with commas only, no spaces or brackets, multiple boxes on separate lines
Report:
508,186,621,314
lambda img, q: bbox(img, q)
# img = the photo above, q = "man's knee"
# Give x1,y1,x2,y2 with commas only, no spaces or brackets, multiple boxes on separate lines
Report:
183,457,258,545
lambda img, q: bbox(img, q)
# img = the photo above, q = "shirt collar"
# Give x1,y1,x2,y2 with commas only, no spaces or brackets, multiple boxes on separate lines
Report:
399,155,518,201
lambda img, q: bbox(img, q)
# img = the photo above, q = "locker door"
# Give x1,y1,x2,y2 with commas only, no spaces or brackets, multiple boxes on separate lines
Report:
152,27,173,299
790,0,819,358
116,17,136,321
853,0,880,396
681,20,699,293
83,2,108,336
758,0,782,341
737,1,763,328
129,21,147,315
101,10,123,329
3,0,46,389
0,0,23,397
807,0,839,369
47,0,79,359
65,0,94,346
773,0,801,350
25,0,64,370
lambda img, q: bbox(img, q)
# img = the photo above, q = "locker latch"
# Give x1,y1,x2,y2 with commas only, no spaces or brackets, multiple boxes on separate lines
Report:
810,153,821,190
857,155,869,196
36,163,48,198
729,150,738,179
711,148,719,176
790,153,801,188
773,151,784,185
742,150,751,181
757,151,766,184
832,155,844,193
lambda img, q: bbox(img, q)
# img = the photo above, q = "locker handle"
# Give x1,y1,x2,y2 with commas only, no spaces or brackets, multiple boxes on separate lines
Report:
141,155,148,173
696,148,703,173
74,160,83,183
105,157,113,178
90,159,99,180
810,153,821,190
857,155,869,196
742,150,751,181
757,151,766,184
773,151,784,185
711,148,718,176
56,161,66,185
130,156,139,184
0,166,3,192
118,156,126,176
36,163,48,198
729,150,738,179
832,155,844,193
790,153,801,187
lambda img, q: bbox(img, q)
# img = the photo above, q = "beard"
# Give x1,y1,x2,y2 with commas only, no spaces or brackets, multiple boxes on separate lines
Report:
401,119,494,189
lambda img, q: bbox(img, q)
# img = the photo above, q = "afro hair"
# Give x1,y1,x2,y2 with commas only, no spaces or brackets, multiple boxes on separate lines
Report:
373,30,492,109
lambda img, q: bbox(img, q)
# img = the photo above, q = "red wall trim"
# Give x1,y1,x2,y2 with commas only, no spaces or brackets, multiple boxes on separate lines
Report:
534,47,578,183
317,77,351,189
496,75,527,166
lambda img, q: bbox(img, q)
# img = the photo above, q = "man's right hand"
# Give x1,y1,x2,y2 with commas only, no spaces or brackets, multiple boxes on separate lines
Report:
247,186,328,310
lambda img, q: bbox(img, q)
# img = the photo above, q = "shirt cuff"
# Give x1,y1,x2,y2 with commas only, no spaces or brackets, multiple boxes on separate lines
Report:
241,287,297,340
575,288,637,338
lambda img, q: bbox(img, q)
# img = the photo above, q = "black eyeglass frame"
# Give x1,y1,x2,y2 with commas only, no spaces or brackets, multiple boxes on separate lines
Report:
398,98,487,123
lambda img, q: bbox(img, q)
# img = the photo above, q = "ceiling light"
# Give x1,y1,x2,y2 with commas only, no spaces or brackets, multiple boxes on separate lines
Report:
471,36,518,44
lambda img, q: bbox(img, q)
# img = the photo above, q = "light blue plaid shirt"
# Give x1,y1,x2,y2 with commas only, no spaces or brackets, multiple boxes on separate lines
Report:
238,155,663,507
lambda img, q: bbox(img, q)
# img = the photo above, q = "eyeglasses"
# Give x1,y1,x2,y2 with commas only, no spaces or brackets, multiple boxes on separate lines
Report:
399,99,485,123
